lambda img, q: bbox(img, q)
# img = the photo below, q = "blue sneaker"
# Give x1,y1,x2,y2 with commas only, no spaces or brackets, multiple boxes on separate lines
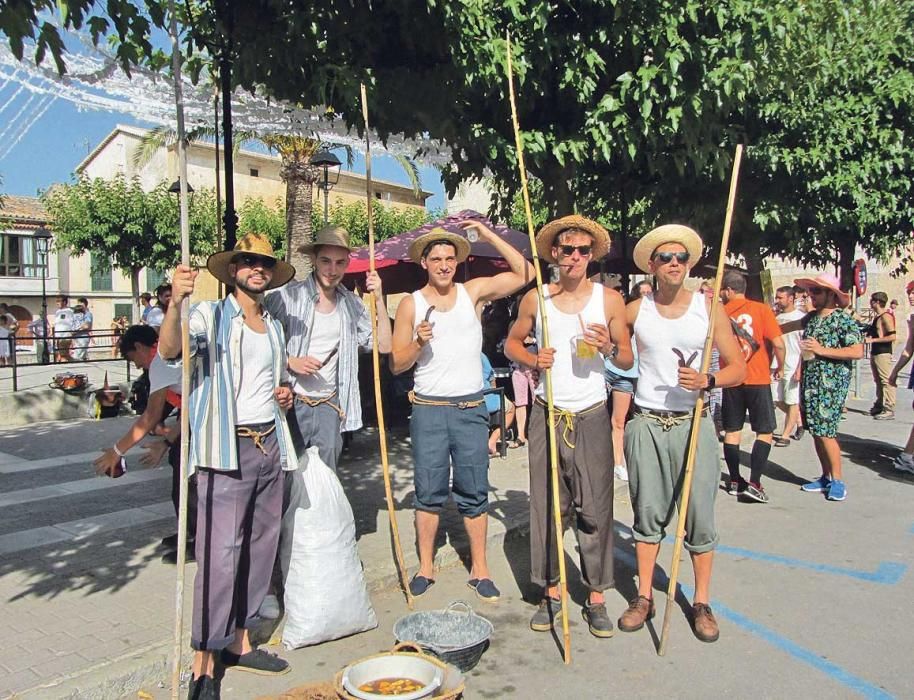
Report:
801,475,831,493
826,479,847,501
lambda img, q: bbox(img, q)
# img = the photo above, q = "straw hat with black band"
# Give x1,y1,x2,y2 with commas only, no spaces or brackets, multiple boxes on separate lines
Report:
408,227,471,264
632,224,703,273
206,232,295,290
535,215,611,264
299,225,352,255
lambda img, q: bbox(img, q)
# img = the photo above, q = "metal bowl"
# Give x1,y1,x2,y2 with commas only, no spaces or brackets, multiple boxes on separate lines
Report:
341,652,443,700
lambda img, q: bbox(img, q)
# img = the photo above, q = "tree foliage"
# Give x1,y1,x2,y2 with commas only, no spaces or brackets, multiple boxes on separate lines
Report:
321,200,433,248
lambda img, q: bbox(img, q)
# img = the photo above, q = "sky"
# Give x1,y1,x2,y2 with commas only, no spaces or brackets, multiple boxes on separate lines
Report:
0,95,447,210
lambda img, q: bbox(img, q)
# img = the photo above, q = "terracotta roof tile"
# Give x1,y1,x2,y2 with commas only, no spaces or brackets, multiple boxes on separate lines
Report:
0,195,49,227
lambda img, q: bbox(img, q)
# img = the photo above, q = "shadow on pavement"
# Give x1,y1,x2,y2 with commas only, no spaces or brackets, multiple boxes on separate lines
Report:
839,432,914,485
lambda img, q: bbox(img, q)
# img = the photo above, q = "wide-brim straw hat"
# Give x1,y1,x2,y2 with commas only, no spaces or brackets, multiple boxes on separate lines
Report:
794,273,850,308
408,227,471,264
535,215,611,264
632,224,703,273
206,232,295,290
299,225,352,255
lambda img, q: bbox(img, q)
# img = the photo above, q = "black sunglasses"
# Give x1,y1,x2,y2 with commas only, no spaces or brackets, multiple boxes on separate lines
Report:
234,253,276,269
557,244,592,257
652,251,690,264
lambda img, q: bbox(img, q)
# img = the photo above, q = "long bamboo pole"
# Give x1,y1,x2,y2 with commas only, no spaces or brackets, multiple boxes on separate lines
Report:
505,33,571,665
657,144,743,656
360,82,414,609
168,0,193,695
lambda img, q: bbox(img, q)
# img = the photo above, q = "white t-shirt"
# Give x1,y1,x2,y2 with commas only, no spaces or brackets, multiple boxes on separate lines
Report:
146,306,165,329
775,308,805,375
293,305,341,398
235,327,276,424
54,308,75,333
149,353,182,395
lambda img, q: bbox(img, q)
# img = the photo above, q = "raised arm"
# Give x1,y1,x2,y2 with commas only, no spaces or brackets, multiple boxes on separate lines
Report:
158,265,197,360
463,221,534,304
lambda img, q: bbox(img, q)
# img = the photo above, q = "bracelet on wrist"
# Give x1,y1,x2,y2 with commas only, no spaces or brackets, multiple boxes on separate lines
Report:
112,444,126,458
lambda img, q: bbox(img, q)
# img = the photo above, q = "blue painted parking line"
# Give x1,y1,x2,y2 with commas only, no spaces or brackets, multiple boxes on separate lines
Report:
614,548,895,700
613,523,907,585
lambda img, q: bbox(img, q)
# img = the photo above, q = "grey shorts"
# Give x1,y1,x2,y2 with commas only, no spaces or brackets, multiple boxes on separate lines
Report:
410,393,489,517
624,411,720,553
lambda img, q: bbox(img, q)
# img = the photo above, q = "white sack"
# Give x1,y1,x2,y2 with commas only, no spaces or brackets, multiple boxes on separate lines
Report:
280,445,378,649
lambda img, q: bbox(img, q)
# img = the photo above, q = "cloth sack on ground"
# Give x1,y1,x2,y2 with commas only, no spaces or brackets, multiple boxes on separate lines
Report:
280,445,377,648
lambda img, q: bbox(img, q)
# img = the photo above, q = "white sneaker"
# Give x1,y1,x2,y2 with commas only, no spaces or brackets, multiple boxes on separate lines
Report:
614,464,629,481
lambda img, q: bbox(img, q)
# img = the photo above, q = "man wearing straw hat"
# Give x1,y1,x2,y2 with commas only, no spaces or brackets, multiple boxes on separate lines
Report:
505,214,633,638
391,221,532,601
159,233,298,698
264,224,391,471
618,225,745,643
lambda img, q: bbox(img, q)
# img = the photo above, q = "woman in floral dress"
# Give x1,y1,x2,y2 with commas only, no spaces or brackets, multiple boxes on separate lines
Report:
782,273,863,501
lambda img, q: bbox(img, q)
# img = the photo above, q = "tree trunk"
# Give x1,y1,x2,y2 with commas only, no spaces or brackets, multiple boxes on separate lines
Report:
130,267,141,325
836,231,858,291
538,163,575,218
743,247,765,302
282,159,319,280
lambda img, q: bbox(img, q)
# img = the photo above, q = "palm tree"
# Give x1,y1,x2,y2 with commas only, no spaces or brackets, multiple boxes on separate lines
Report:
133,125,422,278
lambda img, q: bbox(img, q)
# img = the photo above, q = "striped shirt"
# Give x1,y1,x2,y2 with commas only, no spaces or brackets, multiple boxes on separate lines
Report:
264,273,373,432
164,295,298,474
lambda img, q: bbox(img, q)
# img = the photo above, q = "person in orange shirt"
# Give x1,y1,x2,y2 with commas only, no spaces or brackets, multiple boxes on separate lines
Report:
720,271,786,503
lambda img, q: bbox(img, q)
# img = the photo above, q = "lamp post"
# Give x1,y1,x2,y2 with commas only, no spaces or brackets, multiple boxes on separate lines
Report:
33,225,52,364
309,150,342,224
168,179,194,195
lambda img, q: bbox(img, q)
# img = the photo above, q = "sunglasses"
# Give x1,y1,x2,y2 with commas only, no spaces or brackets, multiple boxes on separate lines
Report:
557,244,592,257
234,254,276,269
652,251,690,264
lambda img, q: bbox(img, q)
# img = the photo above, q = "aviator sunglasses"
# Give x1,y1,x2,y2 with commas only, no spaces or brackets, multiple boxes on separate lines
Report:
234,253,277,269
557,244,593,257
652,251,690,264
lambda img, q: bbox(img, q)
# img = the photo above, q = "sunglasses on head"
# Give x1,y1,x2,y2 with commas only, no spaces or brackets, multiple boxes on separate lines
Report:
557,244,592,257
234,253,276,269
652,251,690,264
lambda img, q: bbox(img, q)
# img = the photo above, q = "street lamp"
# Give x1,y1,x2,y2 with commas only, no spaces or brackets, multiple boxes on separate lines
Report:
33,225,52,364
168,179,194,195
309,150,342,224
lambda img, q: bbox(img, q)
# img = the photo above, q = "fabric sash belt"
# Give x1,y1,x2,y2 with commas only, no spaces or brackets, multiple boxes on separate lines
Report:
235,423,276,455
534,397,606,449
295,390,345,420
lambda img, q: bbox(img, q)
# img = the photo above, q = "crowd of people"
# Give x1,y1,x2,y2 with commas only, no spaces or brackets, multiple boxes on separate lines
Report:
85,216,911,700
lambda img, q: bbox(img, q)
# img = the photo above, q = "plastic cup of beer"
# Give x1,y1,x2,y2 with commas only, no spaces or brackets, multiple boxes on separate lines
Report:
575,334,597,359
801,332,815,361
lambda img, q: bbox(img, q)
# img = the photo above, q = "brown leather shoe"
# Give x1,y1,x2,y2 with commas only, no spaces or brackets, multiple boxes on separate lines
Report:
691,603,720,642
617,595,655,632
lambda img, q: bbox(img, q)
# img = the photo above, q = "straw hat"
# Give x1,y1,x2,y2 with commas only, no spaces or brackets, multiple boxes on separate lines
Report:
299,225,352,255
408,227,471,264
206,233,295,290
632,224,703,273
794,272,850,308
535,215,611,264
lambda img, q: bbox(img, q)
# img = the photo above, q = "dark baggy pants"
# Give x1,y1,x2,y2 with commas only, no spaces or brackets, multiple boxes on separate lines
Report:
191,427,283,651
168,439,198,540
287,397,343,472
528,401,615,592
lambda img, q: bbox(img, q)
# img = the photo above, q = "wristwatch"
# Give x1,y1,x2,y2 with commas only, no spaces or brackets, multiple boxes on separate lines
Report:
705,373,716,389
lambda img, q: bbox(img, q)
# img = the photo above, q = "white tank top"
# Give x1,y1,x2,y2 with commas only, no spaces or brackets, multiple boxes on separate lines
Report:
634,291,709,411
412,284,484,397
235,326,276,424
294,305,340,398
534,283,607,411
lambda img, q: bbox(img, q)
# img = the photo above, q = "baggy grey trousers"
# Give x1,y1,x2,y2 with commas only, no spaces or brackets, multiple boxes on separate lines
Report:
287,397,343,471
528,401,615,592
191,428,283,651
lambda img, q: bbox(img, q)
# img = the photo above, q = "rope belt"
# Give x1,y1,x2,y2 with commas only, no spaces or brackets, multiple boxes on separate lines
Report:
534,397,606,449
295,391,345,420
235,424,276,455
634,407,707,432
408,390,485,410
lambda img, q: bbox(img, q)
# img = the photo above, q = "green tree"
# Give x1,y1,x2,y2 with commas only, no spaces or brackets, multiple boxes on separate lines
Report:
237,196,286,255
320,200,433,248
42,175,217,317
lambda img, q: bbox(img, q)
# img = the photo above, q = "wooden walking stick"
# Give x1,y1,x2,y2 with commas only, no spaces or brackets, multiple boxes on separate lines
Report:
505,33,572,665
360,82,414,609
168,0,194,695
657,144,743,656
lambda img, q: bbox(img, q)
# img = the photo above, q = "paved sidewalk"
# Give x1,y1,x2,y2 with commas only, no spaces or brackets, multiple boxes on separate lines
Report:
1,375,912,698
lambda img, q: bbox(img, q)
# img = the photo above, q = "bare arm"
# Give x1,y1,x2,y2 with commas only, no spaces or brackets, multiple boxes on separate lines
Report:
366,271,393,354
390,294,422,375
94,389,168,474
604,287,633,370
463,221,534,304
890,317,914,382
159,265,197,360
504,290,540,370
711,305,747,387
770,335,786,377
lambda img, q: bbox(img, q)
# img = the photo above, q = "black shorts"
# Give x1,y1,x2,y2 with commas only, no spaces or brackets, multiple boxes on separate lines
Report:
722,385,776,434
